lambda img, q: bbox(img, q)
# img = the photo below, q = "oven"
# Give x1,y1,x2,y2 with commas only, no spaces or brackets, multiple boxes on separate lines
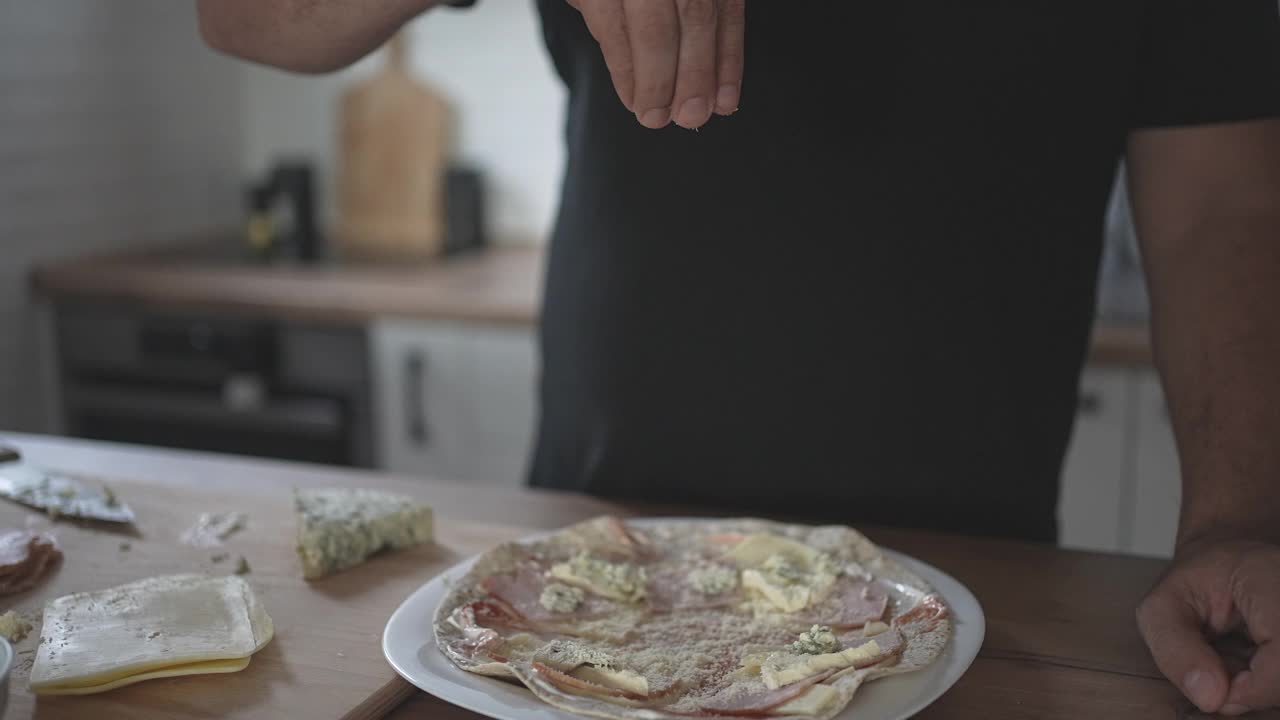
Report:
53,303,374,468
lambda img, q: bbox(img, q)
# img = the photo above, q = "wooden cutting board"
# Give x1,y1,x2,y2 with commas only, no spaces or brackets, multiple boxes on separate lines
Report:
335,29,453,262
0,476,533,719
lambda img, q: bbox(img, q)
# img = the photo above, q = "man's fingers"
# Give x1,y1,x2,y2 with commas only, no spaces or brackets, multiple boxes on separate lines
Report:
1223,646,1280,714
574,1,636,111
623,0,679,128
669,0,717,129
714,0,744,115
1137,588,1231,713
1222,556,1280,713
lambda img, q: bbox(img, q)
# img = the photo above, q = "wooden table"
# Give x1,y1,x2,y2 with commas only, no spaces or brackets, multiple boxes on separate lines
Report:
0,432,1260,720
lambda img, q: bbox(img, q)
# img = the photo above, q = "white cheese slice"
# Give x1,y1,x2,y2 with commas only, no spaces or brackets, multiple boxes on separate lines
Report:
728,534,838,612
39,657,251,696
295,487,433,579
760,639,883,690
862,621,890,636
30,574,273,695
724,533,824,568
771,684,841,716
742,569,811,612
570,665,650,696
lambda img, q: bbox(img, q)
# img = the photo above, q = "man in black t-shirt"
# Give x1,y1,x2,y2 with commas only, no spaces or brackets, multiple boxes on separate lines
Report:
198,1,1280,713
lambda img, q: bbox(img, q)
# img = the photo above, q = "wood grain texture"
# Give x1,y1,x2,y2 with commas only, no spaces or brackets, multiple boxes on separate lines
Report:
0,432,630,720
0,432,1239,719
29,241,543,327
340,676,418,720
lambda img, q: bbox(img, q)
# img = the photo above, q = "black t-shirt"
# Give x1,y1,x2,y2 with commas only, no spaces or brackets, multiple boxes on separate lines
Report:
511,1,1280,542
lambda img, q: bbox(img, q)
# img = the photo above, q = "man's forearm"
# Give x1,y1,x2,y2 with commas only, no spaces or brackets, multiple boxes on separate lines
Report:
1128,120,1280,550
1145,209,1280,547
196,0,447,73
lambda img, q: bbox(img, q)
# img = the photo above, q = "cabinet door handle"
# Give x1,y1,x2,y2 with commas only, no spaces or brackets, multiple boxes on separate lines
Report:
405,350,428,447
1078,391,1102,416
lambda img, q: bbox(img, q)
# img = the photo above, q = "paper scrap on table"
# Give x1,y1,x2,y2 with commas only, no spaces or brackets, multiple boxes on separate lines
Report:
0,464,135,524
180,511,246,547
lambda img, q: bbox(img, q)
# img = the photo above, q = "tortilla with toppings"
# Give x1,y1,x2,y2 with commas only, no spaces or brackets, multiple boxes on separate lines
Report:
434,516,951,720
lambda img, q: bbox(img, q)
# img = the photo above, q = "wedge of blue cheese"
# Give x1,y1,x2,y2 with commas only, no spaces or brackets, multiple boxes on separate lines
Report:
294,488,433,579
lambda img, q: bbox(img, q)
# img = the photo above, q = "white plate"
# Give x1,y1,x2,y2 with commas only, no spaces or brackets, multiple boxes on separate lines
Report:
384,520,985,720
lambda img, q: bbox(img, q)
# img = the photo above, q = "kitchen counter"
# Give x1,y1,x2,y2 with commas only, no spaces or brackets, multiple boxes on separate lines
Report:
29,237,544,327
30,238,1154,364
0,432,1238,720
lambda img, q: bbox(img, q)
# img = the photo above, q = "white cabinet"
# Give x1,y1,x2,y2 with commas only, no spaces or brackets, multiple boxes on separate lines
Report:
371,319,537,486
1129,372,1181,557
1058,369,1130,553
1057,366,1181,558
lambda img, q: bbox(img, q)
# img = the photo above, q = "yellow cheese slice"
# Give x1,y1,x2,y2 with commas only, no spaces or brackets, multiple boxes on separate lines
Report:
30,574,273,695
34,657,251,695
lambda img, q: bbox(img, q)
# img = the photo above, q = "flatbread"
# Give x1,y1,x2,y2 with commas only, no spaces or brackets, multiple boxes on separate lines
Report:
434,516,951,720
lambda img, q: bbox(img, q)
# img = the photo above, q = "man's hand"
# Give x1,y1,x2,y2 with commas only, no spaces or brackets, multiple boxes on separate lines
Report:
1137,538,1280,714
565,0,745,129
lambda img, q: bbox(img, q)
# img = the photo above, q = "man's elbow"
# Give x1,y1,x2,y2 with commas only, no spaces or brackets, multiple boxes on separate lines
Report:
195,1,351,75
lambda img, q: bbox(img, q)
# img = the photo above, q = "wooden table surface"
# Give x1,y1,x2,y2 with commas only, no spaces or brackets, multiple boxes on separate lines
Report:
0,432,1259,720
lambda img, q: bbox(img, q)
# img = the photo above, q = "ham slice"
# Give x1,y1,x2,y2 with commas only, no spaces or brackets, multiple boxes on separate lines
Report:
0,530,60,595
697,670,836,716
647,566,738,613
482,566,621,621
792,578,888,629
892,593,949,629
464,597,533,632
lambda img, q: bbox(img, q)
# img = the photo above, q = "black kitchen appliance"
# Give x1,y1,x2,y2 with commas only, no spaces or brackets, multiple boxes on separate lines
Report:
442,164,488,256
55,303,374,467
243,159,322,263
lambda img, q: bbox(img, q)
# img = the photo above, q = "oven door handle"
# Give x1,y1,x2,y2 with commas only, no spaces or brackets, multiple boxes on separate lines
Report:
405,349,428,447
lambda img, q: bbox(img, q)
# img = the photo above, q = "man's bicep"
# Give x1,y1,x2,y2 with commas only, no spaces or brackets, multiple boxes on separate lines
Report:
1126,120,1280,258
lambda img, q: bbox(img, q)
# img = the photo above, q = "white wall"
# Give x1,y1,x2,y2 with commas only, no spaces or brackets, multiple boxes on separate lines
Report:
237,1,567,245
0,0,243,431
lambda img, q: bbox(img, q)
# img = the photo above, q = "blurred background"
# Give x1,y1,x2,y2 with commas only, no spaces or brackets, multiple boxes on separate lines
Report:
0,3,1167,557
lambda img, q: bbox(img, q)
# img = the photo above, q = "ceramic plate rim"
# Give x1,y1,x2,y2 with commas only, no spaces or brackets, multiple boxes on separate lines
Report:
383,517,984,720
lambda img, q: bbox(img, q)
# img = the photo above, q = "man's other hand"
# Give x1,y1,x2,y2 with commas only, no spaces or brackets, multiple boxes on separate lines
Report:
565,0,745,129
1137,538,1280,715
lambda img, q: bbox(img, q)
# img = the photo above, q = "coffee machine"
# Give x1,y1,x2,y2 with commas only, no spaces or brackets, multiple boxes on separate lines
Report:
243,160,322,263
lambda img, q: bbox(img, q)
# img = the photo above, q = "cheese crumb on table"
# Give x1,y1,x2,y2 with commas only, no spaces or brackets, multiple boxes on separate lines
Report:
0,610,31,642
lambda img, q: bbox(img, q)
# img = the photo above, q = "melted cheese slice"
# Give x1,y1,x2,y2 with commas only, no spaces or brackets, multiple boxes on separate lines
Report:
771,684,841,716
30,574,273,695
760,639,883,689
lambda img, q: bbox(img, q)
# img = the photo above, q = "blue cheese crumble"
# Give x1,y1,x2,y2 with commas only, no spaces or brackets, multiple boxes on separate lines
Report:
687,565,739,595
539,583,586,613
550,553,647,603
791,625,840,655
